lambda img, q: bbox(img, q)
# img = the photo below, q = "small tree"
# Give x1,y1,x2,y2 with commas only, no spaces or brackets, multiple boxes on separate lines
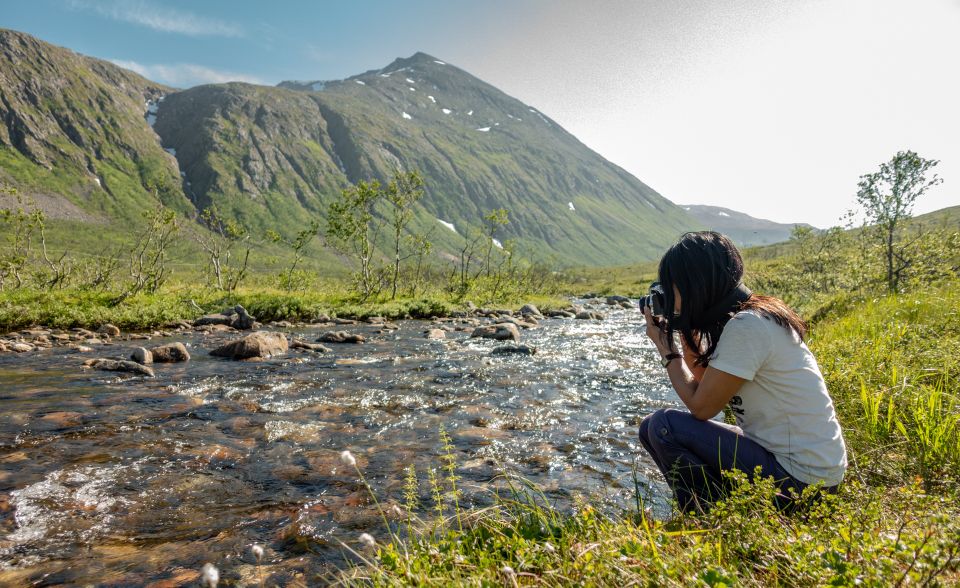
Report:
267,221,320,291
480,208,509,278
855,150,942,292
327,180,382,300
384,170,425,299
114,203,180,302
194,207,251,291
0,187,44,291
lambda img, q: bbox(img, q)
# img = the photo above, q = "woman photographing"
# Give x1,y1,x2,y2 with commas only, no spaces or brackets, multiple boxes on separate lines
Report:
638,231,847,513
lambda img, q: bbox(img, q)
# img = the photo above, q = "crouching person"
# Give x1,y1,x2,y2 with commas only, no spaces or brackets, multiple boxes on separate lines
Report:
638,231,846,513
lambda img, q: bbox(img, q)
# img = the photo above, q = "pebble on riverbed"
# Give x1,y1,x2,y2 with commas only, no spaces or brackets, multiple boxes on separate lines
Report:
290,339,332,353
491,344,537,355
149,342,190,363
470,323,520,341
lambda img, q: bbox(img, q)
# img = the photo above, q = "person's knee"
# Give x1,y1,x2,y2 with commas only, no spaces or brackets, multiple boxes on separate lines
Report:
642,408,677,442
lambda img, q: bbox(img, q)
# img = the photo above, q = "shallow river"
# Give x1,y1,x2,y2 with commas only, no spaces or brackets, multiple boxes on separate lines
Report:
0,301,679,585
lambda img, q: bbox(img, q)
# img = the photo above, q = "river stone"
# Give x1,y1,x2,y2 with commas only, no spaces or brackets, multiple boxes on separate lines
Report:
606,295,631,305
575,310,605,320
491,344,537,355
84,358,155,377
470,323,520,342
211,331,289,360
131,347,153,365
232,305,256,330
150,342,190,363
425,328,446,340
318,331,365,344
98,324,121,337
546,309,575,318
291,339,332,353
519,303,544,318
332,317,358,325
194,312,234,327
10,342,33,353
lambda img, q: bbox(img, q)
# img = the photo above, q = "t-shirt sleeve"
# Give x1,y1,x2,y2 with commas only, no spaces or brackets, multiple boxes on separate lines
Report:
708,312,772,381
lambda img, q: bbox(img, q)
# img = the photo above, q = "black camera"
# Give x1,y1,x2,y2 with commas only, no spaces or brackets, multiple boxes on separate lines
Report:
639,281,665,318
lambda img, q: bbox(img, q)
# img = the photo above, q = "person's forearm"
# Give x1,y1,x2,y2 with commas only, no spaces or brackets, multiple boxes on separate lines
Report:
656,340,701,412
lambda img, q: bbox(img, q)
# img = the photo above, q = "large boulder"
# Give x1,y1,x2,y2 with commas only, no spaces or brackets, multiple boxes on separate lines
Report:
84,358,155,377
150,342,190,363
210,332,288,360
470,323,520,342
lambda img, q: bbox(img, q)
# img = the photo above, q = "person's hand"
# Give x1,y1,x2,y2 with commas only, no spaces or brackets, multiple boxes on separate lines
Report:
643,304,669,353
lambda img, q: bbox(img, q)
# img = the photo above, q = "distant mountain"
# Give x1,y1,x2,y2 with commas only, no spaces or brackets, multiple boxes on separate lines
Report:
680,204,812,247
0,29,699,265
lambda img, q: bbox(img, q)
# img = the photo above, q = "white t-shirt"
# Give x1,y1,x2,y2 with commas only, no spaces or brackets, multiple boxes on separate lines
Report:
708,310,847,486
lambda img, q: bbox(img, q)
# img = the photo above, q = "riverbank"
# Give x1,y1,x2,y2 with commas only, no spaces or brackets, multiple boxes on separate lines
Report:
0,285,578,334
338,283,960,585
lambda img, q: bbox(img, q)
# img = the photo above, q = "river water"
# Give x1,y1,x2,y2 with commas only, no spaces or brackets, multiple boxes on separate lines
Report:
0,301,679,585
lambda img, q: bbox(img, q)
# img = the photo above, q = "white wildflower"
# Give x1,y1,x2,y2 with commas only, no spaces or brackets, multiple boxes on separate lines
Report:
359,532,376,549
340,450,356,468
389,504,404,518
251,544,264,560
501,565,515,576
543,541,556,554
200,563,219,587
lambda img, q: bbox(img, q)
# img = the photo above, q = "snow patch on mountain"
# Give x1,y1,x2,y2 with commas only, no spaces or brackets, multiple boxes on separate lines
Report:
442,108,451,114
355,80,366,85
437,219,457,233
428,95,436,103
476,126,490,132
402,112,412,120
568,202,576,211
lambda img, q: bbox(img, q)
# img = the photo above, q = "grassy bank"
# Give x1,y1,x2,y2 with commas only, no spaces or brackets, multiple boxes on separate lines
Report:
0,284,571,332
330,282,960,586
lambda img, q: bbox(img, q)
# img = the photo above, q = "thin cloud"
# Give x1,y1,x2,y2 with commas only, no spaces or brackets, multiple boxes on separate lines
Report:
68,0,244,37
110,59,265,87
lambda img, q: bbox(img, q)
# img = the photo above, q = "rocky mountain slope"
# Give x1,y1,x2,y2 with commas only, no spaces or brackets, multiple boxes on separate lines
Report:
1,29,698,265
0,29,192,222
680,204,812,247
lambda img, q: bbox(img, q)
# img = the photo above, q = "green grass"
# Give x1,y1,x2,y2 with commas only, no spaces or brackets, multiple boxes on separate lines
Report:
323,280,960,586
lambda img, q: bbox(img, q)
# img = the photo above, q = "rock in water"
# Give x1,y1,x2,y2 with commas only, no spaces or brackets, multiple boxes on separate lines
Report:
318,331,365,344
150,342,190,363
131,347,153,365
425,328,446,340
575,311,605,321
470,323,520,341
290,339,332,353
98,324,121,337
491,344,537,355
210,332,289,360
194,313,234,327
605,295,631,305
519,304,544,319
231,305,256,330
84,358,155,377
10,342,34,353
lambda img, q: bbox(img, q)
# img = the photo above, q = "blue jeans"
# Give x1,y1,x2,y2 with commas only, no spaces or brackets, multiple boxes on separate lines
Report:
638,408,809,513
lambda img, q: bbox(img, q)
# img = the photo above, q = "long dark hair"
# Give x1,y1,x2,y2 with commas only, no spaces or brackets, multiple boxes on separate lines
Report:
658,231,807,366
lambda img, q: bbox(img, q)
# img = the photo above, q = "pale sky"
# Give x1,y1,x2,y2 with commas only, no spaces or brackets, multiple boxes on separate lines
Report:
447,0,960,227
8,0,959,227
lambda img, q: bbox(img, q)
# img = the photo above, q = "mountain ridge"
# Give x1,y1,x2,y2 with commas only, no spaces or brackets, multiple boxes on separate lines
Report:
1,29,699,266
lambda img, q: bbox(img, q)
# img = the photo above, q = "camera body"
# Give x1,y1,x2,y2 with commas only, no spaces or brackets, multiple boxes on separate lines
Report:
639,281,666,318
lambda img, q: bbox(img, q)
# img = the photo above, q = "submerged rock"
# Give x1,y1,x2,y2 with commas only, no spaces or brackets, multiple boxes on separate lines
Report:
491,344,537,355
470,323,520,342
318,331,365,344
83,358,155,377
149,342,190,363
210,331,289,360
291,339,332,353
425,328,446,340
